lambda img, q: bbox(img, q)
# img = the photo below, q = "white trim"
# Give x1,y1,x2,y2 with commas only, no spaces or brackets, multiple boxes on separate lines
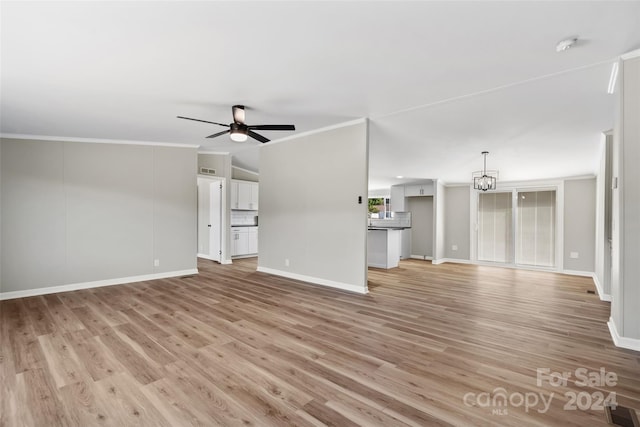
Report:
432,258,473,265
231,254,257,260
231,165,259,176
563,270,612,301
591,273,612,302
621,49,640,60
263,118,367,146
256,266,368,294
221,259,233,265
0,269,199,301
562,269,593,277
0,133,200,148
197,253,220,262
410,255,433,261
608,318,640,351
448,174,596,188
197,150,231,155
368,262,391,269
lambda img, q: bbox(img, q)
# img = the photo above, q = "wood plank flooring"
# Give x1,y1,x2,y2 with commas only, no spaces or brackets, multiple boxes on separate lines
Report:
2,258,639,426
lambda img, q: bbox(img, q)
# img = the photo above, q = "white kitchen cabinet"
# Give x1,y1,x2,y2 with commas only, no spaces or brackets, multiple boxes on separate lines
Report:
231,180,259,210
248,227,258,254
405,182,434,197
231,226,258,257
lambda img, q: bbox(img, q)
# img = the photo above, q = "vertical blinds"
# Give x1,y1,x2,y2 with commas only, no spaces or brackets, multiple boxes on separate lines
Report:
478,192,513,263
516,190,556,267
478,190,556,267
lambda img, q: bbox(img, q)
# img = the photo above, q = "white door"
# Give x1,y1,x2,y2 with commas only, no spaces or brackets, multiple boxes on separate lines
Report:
197,177,222,262
197,179,211,256
209,182,222,262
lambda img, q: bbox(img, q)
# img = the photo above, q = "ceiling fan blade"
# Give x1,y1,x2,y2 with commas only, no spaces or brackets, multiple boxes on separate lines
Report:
248,130,270,143
232,105,245,124
206,129,231,139
177,116,229,127
248,124,296,131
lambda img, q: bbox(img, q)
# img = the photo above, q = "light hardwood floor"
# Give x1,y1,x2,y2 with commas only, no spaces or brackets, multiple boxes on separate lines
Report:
1,259,639,426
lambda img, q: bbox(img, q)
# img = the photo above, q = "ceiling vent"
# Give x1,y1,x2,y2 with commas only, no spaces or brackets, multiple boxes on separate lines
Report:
200,167,217,176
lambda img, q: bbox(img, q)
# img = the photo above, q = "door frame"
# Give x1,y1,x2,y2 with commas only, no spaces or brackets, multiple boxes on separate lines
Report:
470,180,564,271
197,175,227,263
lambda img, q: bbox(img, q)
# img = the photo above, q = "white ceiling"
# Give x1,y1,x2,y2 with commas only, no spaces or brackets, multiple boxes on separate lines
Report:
2,1,639,190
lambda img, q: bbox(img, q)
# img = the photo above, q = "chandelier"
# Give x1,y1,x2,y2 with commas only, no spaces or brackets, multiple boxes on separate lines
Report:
473,151,498,191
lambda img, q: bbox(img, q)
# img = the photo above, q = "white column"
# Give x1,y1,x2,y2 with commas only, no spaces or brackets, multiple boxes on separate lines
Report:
609,50,640,350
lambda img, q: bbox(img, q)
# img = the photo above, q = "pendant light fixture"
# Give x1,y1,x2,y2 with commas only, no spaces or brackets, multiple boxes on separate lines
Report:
473,151,498,191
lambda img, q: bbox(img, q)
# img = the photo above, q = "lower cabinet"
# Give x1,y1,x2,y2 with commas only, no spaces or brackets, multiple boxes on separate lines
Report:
231,227,258,257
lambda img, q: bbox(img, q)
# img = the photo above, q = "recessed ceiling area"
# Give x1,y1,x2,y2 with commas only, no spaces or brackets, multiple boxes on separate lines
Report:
2,1,639,190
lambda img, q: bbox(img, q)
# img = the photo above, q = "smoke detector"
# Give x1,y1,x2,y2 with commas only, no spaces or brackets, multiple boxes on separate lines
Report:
556,37,578,52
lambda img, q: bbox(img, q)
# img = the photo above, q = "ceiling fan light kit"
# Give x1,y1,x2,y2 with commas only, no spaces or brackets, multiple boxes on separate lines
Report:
178,105,295,143
473,151,498,192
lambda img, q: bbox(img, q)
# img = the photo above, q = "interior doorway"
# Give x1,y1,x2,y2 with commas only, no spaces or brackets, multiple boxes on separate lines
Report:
197,177,223,262
407,196,433,259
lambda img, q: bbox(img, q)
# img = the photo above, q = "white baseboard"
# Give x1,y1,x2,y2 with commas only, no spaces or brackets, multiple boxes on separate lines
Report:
410,255,433,261
0,268,199,301
232,254,258,260
563,270,612,302
197,253,220,262
256,266,368,294
563,269,593,277
608,318,640,351
368,262,393,269
433,258,472,265
221,258,233,265
591,274,612,302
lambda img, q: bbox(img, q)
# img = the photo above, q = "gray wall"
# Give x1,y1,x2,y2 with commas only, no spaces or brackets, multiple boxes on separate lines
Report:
258,121,369,292
563,178,596,272
1,138,197,294
444,185,471,260
407,196,433,258
198,152,230,178
231,166,259,182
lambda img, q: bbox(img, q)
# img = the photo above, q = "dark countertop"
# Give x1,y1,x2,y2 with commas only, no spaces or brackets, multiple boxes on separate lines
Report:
368,227,408,231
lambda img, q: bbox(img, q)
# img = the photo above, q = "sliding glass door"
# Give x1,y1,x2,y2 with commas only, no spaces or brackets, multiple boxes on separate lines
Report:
478,192,513,263
477,188,557,268
516,190,556,267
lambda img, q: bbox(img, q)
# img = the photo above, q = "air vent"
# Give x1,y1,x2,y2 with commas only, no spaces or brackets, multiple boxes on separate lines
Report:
200,167,216,175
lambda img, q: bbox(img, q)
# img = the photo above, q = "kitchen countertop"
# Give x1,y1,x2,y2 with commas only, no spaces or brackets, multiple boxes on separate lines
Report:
368,227,409,230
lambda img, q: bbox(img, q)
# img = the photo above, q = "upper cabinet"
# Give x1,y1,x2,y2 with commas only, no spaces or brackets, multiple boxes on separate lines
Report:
404,181,434,197
231,179,259,210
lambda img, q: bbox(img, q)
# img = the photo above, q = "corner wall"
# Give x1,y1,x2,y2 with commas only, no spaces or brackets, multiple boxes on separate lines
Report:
610,52,640,349
444,185,471,260
1,138,198,298
257,120,369,293
563,178,596,273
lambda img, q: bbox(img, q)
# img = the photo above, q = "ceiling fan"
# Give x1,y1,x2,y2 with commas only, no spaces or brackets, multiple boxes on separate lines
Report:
177,105,295,143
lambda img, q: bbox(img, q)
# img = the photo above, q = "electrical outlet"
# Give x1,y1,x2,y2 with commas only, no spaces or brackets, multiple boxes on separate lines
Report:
154,259,160,267
452,245,458,251
570,252,579,259
285,259,290,267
